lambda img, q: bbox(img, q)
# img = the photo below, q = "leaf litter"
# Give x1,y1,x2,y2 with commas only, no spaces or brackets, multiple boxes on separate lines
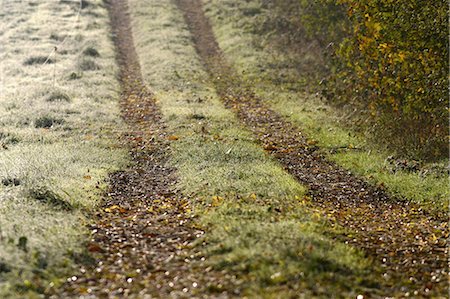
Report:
175,0,449,297
53,0,237,297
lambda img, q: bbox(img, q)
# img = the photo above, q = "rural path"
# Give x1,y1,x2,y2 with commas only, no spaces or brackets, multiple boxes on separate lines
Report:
175,0,448,296
57,0,233,298
55,0,447,298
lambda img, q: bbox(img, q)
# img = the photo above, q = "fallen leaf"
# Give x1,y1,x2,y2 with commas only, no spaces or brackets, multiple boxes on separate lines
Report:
87,243,104,253
264,144,277,151
105,205,127,213
167,135,179,141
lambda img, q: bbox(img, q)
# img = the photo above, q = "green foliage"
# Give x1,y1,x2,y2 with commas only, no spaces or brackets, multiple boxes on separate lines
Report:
128,1,381,295
334,0,448,159
259,0,448,160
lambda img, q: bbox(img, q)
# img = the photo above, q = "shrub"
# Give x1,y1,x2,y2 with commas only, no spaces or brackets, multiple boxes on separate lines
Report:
333,0,448,160
258,0,448,160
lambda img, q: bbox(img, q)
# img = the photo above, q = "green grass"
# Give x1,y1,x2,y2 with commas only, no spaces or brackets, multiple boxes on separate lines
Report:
268,93,449,212
202,0,449,213
162,92,304,198
0,1,127,296
128,0,383,296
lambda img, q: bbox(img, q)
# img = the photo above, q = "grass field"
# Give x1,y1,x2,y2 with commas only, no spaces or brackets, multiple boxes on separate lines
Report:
1,0,446,297
202,0,449,213
0,0,127,296
128,0,386,296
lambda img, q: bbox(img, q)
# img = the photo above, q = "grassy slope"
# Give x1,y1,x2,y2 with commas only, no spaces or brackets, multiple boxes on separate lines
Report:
202,0,449,213
129,0,383,297
0,0,127,296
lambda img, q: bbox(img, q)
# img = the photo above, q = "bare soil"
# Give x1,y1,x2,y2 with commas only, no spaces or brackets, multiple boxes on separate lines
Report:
175,0,448,297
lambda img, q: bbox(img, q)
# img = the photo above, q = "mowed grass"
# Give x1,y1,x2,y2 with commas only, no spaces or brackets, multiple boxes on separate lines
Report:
0,0,127,296
202,0,449,213
129,0,382,297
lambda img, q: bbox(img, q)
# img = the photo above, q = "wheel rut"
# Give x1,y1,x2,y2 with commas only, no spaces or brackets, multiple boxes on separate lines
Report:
174,0,448,296
55,0,231,298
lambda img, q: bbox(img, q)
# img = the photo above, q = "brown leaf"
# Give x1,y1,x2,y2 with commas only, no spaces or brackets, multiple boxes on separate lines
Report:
87,243,104,253
167,135,179,141
264,144,277,151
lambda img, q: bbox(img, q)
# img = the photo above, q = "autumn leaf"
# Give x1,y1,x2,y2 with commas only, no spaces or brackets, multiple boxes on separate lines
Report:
87,242,104,253
105,205,127,213
167,135,179,141
264,144,277,151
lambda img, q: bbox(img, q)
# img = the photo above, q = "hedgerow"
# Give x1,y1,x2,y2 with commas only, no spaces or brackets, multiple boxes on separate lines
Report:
258,0,448,160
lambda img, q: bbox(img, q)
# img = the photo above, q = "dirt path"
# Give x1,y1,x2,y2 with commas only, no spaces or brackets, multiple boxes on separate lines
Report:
55,1,232,298
175,0,448,297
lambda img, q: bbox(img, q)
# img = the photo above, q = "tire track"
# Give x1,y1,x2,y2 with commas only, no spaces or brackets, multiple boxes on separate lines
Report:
55,0,230,297
174,0,448,297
